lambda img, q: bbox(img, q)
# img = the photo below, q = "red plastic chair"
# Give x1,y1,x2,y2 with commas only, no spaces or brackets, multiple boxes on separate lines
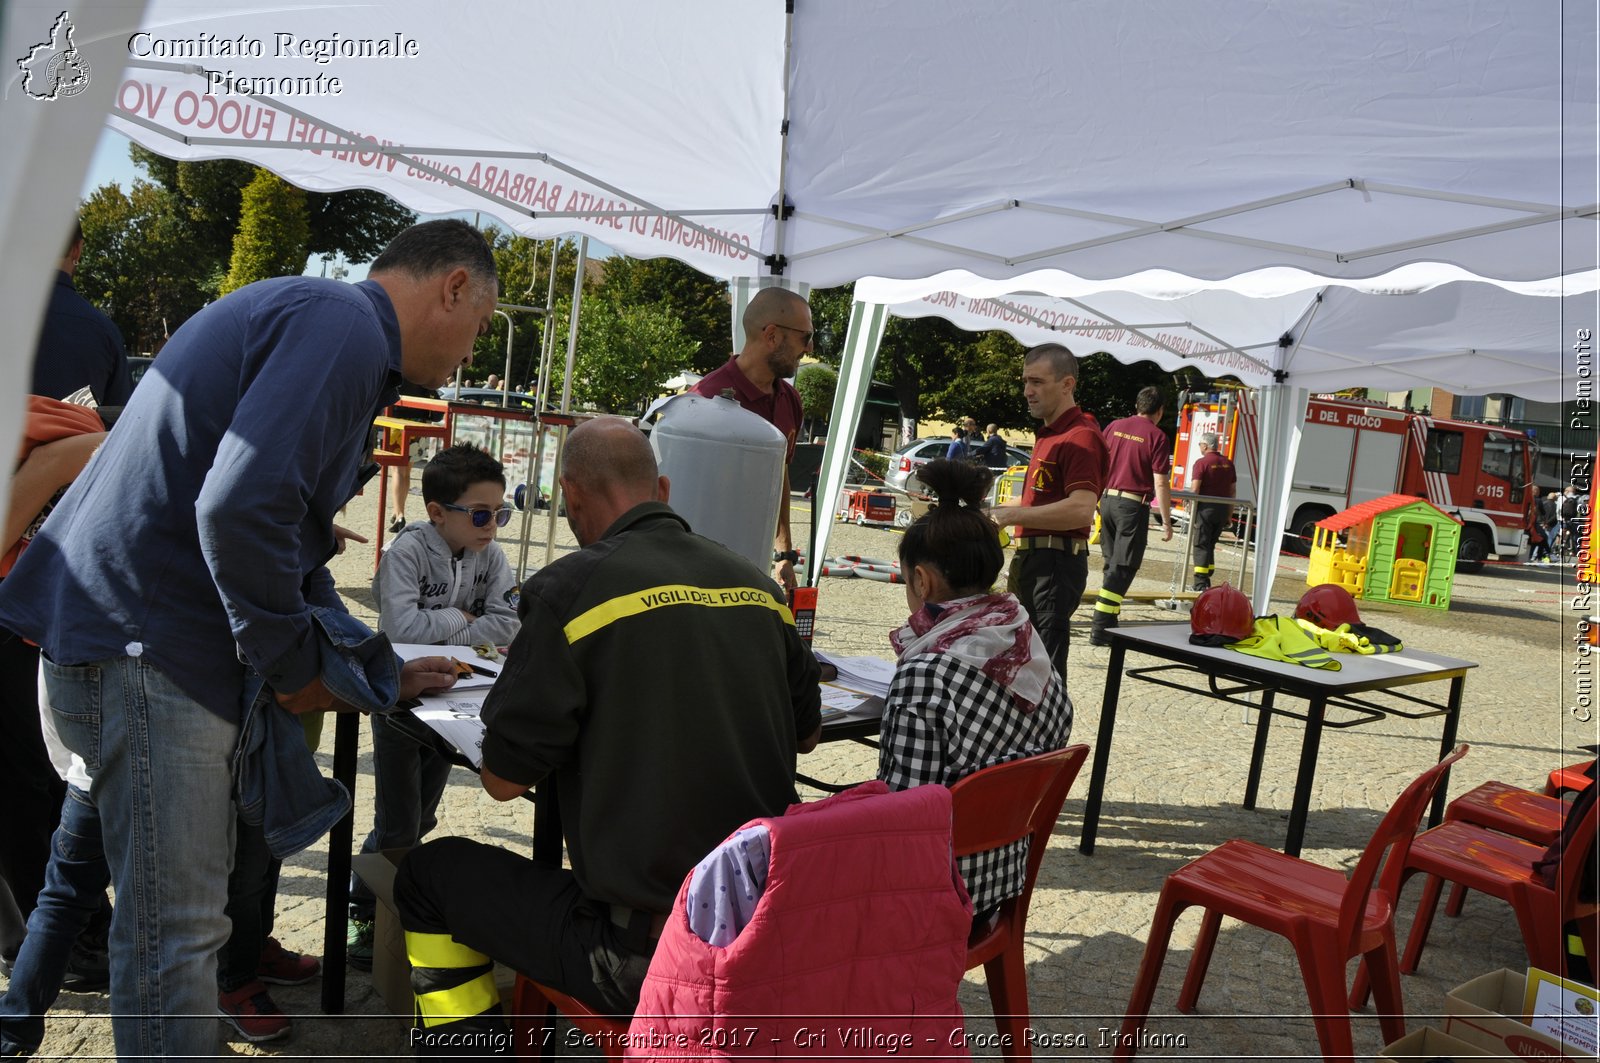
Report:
509,976,627,1061
1547,759,1596,798
1438,779,1565,917
1117,745,1468,1062
950,744,1090,1062
1391,786,1600,984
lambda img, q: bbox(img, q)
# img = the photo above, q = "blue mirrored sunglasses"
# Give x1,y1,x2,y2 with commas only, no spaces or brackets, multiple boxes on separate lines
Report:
440,502,514,528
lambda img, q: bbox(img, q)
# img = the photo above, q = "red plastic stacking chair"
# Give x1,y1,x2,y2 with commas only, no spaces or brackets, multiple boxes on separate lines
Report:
1117,746,1469,1063
950,745,1090,1062
1392,786,1600,984
1438,779,1564,917
510,977,627,1061
1545,756,1596,798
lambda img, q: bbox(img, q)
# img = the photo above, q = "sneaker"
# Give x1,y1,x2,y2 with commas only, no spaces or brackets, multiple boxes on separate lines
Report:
0,1034,36,1058
218,981,292,1043
388,515,406,534
59,939,110,992
347,917,375,973
257,936,320,986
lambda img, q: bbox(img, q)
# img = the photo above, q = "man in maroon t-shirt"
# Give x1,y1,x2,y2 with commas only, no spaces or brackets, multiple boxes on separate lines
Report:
1189,431,1237,591
692,287,809,591
988,343,1107,675
1090,386,1173,646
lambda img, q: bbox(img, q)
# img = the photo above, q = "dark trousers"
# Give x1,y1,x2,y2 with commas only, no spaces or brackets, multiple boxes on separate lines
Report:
396,837,655,1018
1193,502,1230,575
1007,546,1087,676
1097,494,1151,603
0,631,66,927
218,815,281,993
351,711,453,922
0,787,110,1053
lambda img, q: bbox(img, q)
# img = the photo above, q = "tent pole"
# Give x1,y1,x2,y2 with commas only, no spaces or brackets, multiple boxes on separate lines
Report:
544,237,588,567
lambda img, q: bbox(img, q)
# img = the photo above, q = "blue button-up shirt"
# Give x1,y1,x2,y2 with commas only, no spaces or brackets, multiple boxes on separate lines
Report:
0,277,402,719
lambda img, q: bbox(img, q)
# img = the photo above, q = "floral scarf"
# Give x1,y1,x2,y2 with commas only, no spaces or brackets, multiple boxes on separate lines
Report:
889,591,1053,711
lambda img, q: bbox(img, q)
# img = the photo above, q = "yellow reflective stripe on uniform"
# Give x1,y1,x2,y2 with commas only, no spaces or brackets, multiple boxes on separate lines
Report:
414,973,499,1027
563,583,794,645
406,931,489,971
1098,589,1124,604
1194,564,1214,575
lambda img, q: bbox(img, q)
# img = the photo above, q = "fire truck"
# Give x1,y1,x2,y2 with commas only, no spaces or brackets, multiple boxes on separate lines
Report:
1171,391,1537,572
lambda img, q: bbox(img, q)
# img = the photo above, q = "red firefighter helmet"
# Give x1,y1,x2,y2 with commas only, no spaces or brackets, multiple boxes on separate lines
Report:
1190,583,1254,640
1296,583,1362,629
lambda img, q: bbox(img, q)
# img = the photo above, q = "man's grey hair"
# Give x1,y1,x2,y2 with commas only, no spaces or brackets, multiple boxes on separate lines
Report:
370,219,498,292
1199,431,1220,449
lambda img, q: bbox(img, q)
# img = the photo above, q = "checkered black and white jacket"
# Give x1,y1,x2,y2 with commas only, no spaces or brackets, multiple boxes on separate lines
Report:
878,654,1073,914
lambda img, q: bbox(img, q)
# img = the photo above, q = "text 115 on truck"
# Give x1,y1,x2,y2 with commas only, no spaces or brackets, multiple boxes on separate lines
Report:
1170,392,1536,573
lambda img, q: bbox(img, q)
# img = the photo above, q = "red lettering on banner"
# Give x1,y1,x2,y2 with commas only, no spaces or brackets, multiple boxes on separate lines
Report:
116,80,167,120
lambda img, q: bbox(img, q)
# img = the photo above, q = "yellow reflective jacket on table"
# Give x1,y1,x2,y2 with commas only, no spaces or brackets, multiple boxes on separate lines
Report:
1294,618,1404,655
1228,615,1341,670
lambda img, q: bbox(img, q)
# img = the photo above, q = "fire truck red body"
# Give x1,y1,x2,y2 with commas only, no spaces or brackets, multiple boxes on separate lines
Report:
1172,392,1537,571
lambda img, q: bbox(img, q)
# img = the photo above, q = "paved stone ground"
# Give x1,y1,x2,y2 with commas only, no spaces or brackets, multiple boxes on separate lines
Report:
12,485,1592,1061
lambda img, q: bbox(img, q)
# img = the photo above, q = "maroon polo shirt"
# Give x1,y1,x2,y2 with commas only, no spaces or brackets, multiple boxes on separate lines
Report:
1101,414,1170,497
1191,450,1237,498
1018,405,1107,539
693,356,803,461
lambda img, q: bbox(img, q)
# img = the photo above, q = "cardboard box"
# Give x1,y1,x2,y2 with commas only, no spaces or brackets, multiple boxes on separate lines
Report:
1380,1026,1512,1061
351,849,519,1018
1445,969,1599,1061
351,849,412,1015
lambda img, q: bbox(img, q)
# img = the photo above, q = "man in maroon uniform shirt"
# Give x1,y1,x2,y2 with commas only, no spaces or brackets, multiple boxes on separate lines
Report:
693,287,809,591
988,344,1107,675
1089,386,1173,646
1188,430,1237,591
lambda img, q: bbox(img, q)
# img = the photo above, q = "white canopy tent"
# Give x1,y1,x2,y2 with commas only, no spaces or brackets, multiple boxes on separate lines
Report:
832,274,1600,608
1,0,1595,559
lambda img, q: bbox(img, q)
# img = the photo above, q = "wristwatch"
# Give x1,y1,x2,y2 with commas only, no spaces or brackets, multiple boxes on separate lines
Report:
773,549,800,563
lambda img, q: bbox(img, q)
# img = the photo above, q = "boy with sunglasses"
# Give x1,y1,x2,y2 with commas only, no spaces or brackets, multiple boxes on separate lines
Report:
349,443,521,968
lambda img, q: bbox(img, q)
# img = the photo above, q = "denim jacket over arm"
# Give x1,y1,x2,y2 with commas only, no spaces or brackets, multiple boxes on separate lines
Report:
234,607,402,859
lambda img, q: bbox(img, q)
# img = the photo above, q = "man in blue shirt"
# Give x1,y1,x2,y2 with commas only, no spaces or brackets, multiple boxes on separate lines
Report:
0,219,492,1059
29,218,132,409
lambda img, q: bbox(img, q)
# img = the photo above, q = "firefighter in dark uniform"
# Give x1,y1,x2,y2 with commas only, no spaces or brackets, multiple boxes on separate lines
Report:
1189,430,1237,591
1090,387,1173,646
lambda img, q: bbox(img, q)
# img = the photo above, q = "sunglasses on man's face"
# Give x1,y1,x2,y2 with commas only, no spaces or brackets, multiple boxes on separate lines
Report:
441,502,514,528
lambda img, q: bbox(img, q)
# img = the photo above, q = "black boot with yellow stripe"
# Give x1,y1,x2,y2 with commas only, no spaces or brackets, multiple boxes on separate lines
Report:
1089,590,1120,647
1191,565,1213,593
406,930,513,1057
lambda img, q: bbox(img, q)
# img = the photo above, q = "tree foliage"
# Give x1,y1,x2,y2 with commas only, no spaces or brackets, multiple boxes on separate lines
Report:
553,292,699,414
130,145,414,267
77,180,208,353
220,170,310,295
596,256,729,374
794,363,838,422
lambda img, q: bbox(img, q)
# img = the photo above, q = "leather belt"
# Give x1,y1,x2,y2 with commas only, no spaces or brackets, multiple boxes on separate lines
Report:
1014,535,1088,554
609,904,668,941
1105,489,1149,502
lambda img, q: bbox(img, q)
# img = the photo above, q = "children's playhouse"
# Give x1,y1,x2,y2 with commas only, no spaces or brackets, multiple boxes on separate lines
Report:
1305,493,1462,610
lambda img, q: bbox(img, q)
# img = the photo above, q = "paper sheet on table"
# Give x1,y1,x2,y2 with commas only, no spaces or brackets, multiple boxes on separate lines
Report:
814,651,895,698
390,642,503,690
411,694,489,768
820,682,885,724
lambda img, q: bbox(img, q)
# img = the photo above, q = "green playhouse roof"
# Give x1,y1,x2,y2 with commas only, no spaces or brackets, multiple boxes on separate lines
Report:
1314,493,1462,532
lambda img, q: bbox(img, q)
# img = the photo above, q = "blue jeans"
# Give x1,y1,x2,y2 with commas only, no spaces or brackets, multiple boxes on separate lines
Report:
350,712,451,919
0,786,108,1054
43,655,239,1061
